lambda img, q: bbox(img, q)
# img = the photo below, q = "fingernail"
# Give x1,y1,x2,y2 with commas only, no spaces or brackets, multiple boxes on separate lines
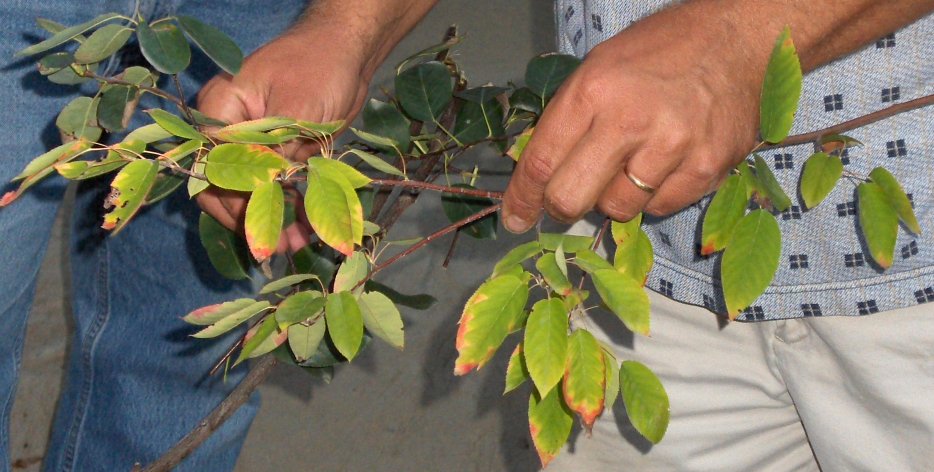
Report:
504,214,531,234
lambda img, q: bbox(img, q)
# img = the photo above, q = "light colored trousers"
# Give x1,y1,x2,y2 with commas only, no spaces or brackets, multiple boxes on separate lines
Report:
549,291,934,471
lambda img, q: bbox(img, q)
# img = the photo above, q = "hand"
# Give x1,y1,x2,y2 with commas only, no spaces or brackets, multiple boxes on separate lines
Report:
196,29,373,252
501,5,763,232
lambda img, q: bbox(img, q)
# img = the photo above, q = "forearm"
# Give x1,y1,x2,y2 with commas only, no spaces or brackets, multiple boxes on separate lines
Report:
285,0,438,80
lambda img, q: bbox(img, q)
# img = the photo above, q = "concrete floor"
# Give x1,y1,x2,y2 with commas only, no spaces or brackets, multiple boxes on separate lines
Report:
11,2,557,471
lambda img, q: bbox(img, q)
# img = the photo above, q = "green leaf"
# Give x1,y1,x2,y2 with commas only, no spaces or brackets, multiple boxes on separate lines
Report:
535,253,572,296
146,158,189,205
456,85,508,103
183,298,257,326
161,139,203,163
333,251,369,293
191,300,271,338
125,123,174,143
506,126,533,162
592,269,650,335
491,241,541,277
188,160,209,197
215,129,282,145
235,315,280,365
452,99,505,144
37,52,74,75
98,85,138,131
603,350,620,411
198,212,250,280
307,156,371,189
275,291,326,327
528,388,573,468
509,87,542,115
524,299,569,397
525,53,580,102
304,168,364,256
752,154,792,211
344,149,404,178
573,249,615,274
613,229,654,285
441,184,498,239
73,24,132,64
620,361,669,444
176,15,243,75
358,291,405,349
121,65,157,87
16,12,122,57
869,167,921,234
395,61,453,122
325,292,364,361
820,133,863,153
539,233,593,252
563,329,605,431
288,319,327,363
14,140,90,181
218,117,295,134
298,119,344,137
292,244,338,289
454,274,530,375
146,109,204,140
204,143,288,191
56,96,102,141
722,210,781,318
101,159,158,234
260,275,321,295
857,182,900,269
759,26,803,143
799,152,842,210
47,62,97,85
350,127,401,150
244,181,284,263
137,19,191,75
362,98,410,152
610,213,641,246
701,174,748,254
504,343,530,394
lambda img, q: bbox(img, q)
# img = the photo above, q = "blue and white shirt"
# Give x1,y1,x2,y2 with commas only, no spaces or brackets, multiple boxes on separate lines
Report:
556,1,933,320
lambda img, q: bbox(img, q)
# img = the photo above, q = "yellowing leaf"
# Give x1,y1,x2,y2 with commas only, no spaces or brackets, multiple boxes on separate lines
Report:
759,27,802,143
700,174,748,254
857,182,899,269
101,159,158,234
204,143,288,192
504,343,530,394
528,388,573,468
358,291,405,349
491,241,541,277
307,156,372,189
592,269,650,335
288,319,327,363
274,291,326,327
563,329,605,431
540,233,593,252
524,299,569,397
304,168,364,256
454,274,529,375
244,181,284,263
535,252,573,296
191,300,271,338
620,361,669,444
325,292,364,361
800,152,842,209
507,127,533,161
333,251,369,293
722,210,781,318
183,298,257,326
614,229,654,285
235,315,280,365
146,109,204,140
869,167,920,234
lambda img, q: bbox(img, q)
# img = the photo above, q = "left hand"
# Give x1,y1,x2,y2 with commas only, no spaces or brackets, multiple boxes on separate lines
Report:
501,4,763,232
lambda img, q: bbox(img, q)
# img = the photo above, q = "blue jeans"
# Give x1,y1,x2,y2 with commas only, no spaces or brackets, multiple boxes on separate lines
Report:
1,1,305,470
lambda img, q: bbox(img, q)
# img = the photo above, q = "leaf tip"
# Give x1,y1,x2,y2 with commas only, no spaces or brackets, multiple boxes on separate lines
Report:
0,191,18,207
699,242,717,256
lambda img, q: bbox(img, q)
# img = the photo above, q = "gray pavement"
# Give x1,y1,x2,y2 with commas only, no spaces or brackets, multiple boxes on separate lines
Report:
12,2,557,471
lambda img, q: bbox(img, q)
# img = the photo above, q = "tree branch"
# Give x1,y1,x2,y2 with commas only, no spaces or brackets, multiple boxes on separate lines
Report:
82,70,186,111
133,356,278,472
762,93,934,150
368,179,503,199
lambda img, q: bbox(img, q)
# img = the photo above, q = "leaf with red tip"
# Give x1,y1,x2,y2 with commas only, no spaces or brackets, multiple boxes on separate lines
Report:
528,388,573,468
3,139,92,206
454,273,529,375
182,298,257,326
700,174,748,254
244,181,284,263
304,167,364,256
101,159,158,234
562,329,605,431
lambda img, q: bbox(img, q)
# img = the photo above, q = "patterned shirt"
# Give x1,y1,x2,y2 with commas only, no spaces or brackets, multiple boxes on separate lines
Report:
555,1,933,320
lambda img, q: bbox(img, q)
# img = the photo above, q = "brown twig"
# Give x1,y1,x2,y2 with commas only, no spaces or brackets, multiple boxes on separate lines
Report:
762,93,934,150
442,230,461,268
356,202,502,291
172,74,198,124
368,179,504,199
134,356,278,472
82,70,186,110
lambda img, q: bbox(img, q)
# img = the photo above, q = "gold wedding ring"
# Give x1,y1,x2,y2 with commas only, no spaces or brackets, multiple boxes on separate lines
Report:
625,169,656,194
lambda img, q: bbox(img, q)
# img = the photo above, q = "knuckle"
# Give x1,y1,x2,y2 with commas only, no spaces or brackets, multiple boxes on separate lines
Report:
597,197,638,222
520,153,558,188
544,193,584,223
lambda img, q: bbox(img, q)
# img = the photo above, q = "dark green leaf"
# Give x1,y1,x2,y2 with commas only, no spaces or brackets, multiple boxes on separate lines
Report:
291,244,337,289
452,99,505,144
275,291,326,327
235,315,279,365
441,184,498,239
198,212,250,280
509,87,542,115
525,54,580,101
137,19,191,74
16,12,122,57
395,61,453,122
361,98,410,152
56,96,102,141
73,24,132,64
456,85,508,103
37,52,74,75
176,15,243,75
98,85,138,131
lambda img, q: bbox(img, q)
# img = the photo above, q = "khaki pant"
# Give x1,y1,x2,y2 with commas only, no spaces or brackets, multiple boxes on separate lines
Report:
548,292,934,471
